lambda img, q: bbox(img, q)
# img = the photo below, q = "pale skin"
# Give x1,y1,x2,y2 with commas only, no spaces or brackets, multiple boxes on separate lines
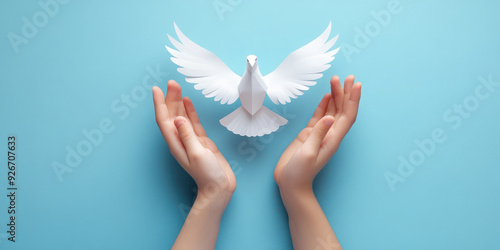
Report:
152,80,236,250
152,75,361,250
274,75,361,250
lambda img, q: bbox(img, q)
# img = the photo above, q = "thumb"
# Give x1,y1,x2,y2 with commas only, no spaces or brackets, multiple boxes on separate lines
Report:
174,116,204,157
303,115,335,154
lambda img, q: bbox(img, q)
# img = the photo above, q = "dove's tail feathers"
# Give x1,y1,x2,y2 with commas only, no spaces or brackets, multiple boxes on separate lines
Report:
220,106,287,137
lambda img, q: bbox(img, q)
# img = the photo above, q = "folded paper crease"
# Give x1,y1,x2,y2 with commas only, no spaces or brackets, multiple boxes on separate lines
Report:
166,22,339,137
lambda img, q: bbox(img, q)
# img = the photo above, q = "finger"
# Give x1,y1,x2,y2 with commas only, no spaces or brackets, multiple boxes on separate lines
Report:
307,94,331,127
183,96,208,137
342,75,355,113
345,82,362,122
174,116,205,160
350,82,362,102
303,115,335,156
320,82,362,161
153,87,188,165
324,93,336,116
331,76,344,116
165,80,179,117
174,82,187,117
152,86,169,123
166,80,187,118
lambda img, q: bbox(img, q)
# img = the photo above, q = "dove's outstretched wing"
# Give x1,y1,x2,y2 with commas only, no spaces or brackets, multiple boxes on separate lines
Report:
264,22,339,105
166,23,241,105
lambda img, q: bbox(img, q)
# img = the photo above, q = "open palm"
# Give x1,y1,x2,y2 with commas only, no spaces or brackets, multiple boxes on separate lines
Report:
153,80,236,192
274,75,362,189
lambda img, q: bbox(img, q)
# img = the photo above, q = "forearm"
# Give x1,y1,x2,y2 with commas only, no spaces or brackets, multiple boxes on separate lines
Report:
172,191,232,250
279,187,342,250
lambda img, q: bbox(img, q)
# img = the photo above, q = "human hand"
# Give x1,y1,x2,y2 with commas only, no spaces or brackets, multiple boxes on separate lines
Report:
154,80,236,250
274,75,362,191
152,80,236,200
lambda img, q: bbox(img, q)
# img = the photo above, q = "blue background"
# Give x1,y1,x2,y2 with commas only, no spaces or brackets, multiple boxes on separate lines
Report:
1,0,500,249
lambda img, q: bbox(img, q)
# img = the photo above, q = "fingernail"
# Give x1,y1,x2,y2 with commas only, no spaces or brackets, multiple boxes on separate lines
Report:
174,118,185,128
324,118,334,127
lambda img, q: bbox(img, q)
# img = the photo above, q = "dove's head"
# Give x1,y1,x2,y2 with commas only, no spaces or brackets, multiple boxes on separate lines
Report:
246,55,258,68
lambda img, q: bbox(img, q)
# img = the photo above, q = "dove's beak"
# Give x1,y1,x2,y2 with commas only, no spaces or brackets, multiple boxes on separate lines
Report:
246,55,257,68
247,59,255,67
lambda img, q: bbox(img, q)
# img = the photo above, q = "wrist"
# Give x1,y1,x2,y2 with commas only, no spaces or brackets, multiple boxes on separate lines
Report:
278,184,315,208
278,180,314,198
192,186,233,215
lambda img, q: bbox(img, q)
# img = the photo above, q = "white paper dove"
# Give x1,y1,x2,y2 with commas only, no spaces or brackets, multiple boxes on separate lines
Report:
166,22,339,137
